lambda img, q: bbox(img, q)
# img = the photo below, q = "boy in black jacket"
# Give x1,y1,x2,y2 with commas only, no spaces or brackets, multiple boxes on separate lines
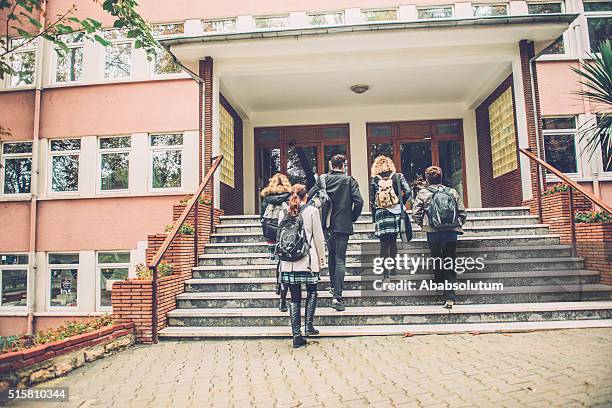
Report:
309,155,364,311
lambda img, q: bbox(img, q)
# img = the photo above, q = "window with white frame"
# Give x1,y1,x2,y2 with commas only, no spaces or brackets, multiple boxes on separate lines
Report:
528,2,566,54
55,32,84,83
97,251,130,309
307,11,344,26
584,1,612,53
104,29,132,79
2,141,32,195
8,38,36,88
1,254,28,308
203,18,237,33
152,23,185,76
473,4,509,17
50,139,80,193
418,6,454,19
48,253,78,308
542,117,579,174
150,133,183,189
361,8,398,22
255,15,289,29
99,136,130,191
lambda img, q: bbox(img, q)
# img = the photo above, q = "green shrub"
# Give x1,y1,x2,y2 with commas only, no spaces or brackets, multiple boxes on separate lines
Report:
0,315,115,354
164,223,195,235
134,262,173,280
542,183,569,196
574,210,612,224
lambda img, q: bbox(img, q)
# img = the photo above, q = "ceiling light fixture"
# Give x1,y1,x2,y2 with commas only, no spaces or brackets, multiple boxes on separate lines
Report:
350,84,369,94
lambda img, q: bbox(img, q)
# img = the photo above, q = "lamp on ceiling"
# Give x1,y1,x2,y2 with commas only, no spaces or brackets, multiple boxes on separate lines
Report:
350,84,369,94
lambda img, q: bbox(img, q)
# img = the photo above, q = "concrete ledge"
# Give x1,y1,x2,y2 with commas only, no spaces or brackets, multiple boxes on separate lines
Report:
0,323,134,390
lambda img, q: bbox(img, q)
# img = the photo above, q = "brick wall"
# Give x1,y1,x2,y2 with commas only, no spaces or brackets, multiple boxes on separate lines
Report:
112,200,223,343
541,191,592,243
219,94,244,215
575,223,612,285
476,75,524,207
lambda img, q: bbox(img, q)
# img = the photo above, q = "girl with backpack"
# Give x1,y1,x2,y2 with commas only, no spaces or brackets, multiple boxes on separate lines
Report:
259,173,292,312
277,184,326,348
370,156,411,279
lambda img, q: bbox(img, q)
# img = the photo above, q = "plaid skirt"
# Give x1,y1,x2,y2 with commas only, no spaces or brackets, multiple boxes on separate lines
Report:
374,209,401,238
280,271,320,285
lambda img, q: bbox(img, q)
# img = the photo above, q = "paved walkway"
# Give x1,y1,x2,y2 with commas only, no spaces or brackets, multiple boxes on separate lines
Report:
13,328,612,408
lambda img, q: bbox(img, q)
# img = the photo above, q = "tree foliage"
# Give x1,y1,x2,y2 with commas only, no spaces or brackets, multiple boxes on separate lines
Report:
572,40,612,168
0,0,157,80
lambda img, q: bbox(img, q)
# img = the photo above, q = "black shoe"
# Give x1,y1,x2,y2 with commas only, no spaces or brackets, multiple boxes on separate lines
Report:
292,336,307,348
331,299,345,312
305,290,319,336
443,300,454,309
279,297,288,313
289,302,307,348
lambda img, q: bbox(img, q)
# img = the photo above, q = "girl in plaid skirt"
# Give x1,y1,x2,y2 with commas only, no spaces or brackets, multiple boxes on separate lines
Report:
370,156,411,279
278,184,326,348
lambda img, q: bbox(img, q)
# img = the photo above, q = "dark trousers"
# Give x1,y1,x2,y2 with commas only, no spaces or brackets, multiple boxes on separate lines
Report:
379,234,398,278
427,238,458,302
327,232,350,300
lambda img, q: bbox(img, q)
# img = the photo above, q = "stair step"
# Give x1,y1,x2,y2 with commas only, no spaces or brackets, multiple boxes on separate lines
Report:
184,270,599,292
217,207,532,224
159,319,612,338
166,301,612,328
192,258,585,278
175,284,612,309
199,236,563,263
214,216,541,232
210,225,551,246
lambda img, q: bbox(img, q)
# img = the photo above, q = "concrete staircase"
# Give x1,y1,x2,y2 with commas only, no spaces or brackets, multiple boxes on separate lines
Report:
159,207,612,339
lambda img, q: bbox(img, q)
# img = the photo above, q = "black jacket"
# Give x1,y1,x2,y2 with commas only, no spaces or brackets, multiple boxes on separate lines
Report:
309,170,364,235
259,192,291,220
369,172,411,223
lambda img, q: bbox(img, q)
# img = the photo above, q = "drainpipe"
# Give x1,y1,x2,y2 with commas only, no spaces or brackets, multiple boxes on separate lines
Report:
27,0,47,334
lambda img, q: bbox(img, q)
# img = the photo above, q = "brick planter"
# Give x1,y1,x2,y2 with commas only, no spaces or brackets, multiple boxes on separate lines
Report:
575,223,612,285
0,323,134,390
111,196,224,343
540,191,592,243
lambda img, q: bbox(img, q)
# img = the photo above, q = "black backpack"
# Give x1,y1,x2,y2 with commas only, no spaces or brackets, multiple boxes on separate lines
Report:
261,201,287,241
426,186,460,229
308,174,332,231
275,206,313,262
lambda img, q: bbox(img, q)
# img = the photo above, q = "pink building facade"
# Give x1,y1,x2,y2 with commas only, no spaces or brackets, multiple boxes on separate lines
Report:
0,0,610,334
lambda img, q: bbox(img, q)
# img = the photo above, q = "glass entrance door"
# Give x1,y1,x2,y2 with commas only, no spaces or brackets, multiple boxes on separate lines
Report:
367,120,467,203
399,140,432,185
286,144,319,191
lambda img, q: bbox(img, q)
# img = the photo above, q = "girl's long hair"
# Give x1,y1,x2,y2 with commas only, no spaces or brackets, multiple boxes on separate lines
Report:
371,155,396,176
260,173,292,197
288,184,307,217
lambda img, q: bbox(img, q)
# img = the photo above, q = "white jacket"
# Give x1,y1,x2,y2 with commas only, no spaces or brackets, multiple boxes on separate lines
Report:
278,204,326,273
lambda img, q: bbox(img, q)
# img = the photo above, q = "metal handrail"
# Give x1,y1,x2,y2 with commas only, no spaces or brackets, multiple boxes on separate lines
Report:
519,148,611,256
149,155,223,343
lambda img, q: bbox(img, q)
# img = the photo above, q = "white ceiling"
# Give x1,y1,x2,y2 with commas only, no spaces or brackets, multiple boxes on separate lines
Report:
220,61,509,113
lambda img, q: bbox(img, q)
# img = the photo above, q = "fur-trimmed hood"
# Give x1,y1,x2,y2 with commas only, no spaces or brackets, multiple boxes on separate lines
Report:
261,184,291,197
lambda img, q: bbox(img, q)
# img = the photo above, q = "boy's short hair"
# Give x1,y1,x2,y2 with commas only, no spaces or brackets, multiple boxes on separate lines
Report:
330,154,346,169
425,166,443,184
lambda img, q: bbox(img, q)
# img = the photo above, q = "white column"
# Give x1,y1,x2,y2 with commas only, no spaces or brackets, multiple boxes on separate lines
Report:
511,55,534,202
79,136,97,196
185,19,203,36
399,5,417,21
290,11,307,28
462,110,483,208
212,73,221,208
243,120,256,214
345,8,362,24
509,1,528,15
455,2,474,19
78,250,96,312
348,119,370,211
